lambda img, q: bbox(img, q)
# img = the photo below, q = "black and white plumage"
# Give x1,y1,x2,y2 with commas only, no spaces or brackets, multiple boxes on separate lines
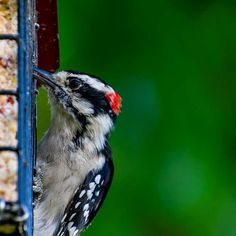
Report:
55,158,113,236
33,68,121,236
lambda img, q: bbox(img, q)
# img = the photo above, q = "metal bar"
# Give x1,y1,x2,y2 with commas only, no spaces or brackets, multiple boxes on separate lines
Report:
0,0,35,234
0,34,19,40
0,90,18,96
17,0,35,235
0,147,18,152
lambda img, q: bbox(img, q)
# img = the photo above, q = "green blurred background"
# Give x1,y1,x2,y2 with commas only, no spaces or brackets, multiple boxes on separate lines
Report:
37,1,236,235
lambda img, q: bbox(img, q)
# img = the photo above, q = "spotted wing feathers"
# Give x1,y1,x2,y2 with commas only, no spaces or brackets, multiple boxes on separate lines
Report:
55,158,114,236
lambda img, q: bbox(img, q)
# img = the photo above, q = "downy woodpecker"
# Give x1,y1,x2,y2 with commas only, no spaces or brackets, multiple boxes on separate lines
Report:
33,68,122,236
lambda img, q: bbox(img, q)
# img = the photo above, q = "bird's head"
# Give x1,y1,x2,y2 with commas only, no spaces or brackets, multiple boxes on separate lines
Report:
34,68,122,130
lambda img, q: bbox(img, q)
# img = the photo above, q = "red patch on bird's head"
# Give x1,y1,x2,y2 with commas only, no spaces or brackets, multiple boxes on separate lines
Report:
105,92,122,115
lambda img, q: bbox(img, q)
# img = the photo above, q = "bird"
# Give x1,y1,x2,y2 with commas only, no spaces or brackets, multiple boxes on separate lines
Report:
33,67,122,236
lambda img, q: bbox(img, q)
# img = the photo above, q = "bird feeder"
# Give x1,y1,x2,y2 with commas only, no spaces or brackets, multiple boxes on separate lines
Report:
0,0,59,235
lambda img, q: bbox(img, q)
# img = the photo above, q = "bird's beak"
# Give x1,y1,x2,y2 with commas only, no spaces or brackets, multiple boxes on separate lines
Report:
33,67,58,89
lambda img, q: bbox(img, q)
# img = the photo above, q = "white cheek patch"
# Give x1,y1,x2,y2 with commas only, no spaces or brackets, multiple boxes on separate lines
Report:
89,114,113,134
72,98,94,115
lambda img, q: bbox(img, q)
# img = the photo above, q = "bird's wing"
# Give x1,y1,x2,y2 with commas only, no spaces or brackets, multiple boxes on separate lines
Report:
54,158,114,236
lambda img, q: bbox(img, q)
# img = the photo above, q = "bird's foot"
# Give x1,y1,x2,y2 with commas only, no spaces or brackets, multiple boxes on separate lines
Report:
33,167,43,207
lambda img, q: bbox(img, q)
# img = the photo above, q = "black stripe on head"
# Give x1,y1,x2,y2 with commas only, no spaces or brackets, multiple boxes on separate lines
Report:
75,83,117,120
79,84,108,112
65,70,110,87
65,71,117,120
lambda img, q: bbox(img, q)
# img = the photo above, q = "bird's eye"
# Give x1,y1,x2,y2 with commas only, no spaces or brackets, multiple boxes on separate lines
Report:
68,78,82,90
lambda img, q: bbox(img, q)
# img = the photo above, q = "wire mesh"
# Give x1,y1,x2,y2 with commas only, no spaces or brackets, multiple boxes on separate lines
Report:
0,0,36,235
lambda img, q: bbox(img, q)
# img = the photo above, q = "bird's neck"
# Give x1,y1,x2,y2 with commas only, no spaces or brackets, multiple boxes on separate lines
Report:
46,111,113,154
